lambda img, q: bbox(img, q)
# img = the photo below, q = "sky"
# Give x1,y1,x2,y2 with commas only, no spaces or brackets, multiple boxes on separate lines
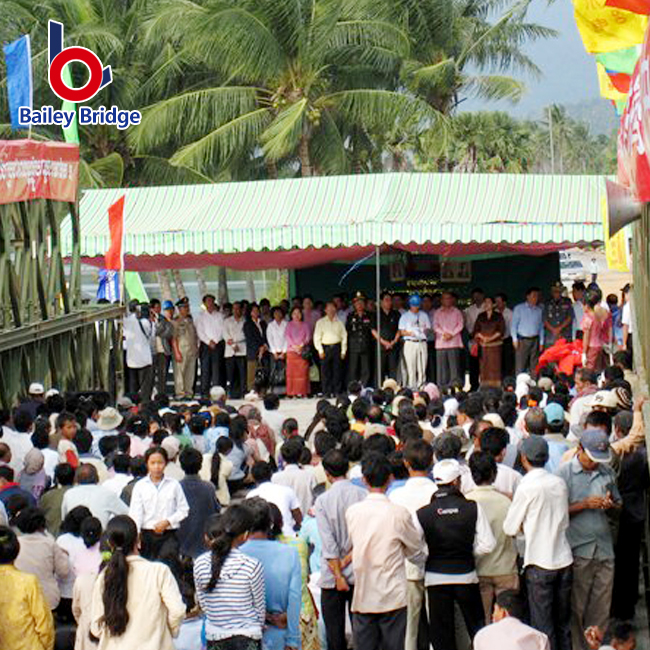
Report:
463,0,603,119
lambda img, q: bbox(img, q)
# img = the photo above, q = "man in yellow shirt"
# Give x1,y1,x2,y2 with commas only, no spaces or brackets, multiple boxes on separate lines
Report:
314,302,348,397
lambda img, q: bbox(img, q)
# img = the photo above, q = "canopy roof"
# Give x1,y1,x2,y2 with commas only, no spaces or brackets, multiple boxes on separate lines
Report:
63,172,606,271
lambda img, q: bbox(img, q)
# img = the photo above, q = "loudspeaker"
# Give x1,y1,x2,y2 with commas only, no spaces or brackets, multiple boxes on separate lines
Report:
606,179,642,237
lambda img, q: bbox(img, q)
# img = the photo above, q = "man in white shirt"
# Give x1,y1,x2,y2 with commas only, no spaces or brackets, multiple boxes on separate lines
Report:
621,287,633,355
474,590,550,650
123,302,155,402
399,295,431,389
247,461,302,536
503,437,573,650
196,294,225,398
464,288,486,391
101,453,132,496
223,301,247,398
389,440,437,650
62,464,129,527
3,411,34,475
272,437,317,516
416,459,496,649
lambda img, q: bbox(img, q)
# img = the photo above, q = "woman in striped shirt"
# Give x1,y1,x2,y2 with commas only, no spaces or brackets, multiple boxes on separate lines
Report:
194,506,266,650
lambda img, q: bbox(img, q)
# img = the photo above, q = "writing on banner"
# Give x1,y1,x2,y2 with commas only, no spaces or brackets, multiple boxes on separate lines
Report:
0,139,79,204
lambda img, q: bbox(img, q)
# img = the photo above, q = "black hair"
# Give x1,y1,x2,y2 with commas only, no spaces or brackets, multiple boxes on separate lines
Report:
179,448,203,474
188,415,208,437
613,350,633,370
244,497,273,534
603,365,625,385
13,410,34,433
614,410,634,437
98,435,119,459
13,506,46,534
300,447,312,465
602,619,635,645
152,430,169,447
314,431,337,458
351,399,368,422
348,380,362,395
216,436,233,455
251,461,273,484
101,515,138,636
404,439,434,472
281,418,299,436
267,502,283,539
229,416,248,449
458,397,484,421
0,466,14,482
81,516,102,548
144,446,168,465
341,431,364,462
0,526,20,564
525,286,540,297
263,393,280,411
495,589,525,620
61,505,92,536
388,451,409,480
55,411,77,430
322,449,349,478
74,428,93,454
280,437,304,465
54,463,75,487
31,419,51,449
361,452,392,488
162,412,183,435
576,368,598,385
113,454,131,475
480,427,509,457
129,456,148,478
469,451,497,486
215,412,230,429
585,410,612,434
204,505,253,591
125,415,149,438
399,422,423,445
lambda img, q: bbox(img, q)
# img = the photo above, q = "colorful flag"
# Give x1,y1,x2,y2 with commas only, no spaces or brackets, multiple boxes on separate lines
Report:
3,35,32,131
605,0,650,15
124,272,148,302
96,269,120,302
573,0,648,53
105,196,125,270
597,62,630,99
602,196,630,272
61,63,79,144
596,45,641,73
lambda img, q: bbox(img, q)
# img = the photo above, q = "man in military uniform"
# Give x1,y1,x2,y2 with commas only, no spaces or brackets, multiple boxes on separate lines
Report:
346,294,374,386
542,281,574,349
172,297,199,399
372,291,401,383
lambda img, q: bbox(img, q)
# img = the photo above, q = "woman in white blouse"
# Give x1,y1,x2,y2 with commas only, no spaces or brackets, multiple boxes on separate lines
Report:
266,306,287,390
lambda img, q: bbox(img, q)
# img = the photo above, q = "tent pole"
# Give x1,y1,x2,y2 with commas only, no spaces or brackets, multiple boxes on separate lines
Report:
375,245,381,387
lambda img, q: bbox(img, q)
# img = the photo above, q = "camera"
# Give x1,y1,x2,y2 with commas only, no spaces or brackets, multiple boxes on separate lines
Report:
139,303,151,320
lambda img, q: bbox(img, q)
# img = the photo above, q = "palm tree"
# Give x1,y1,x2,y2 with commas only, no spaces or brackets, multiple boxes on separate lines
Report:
129,0,445,178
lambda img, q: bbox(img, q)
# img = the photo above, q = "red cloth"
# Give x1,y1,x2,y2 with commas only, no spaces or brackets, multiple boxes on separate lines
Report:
536,338,583,375
105,195,125,270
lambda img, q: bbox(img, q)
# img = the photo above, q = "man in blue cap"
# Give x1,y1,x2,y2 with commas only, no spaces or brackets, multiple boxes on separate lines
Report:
557,429,621,650
398,294,431,389
151,299,175,396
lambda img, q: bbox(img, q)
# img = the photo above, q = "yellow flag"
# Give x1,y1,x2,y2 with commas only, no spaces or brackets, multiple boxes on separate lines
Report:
596,62,629,100
573,0,648,53
602,196,630,272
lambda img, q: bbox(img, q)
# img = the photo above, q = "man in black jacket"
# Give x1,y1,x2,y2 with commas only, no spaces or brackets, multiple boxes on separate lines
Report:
416,459,496,650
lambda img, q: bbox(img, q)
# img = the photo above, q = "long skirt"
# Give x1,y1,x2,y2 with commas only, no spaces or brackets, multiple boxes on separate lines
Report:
287,350,310,396
479,343,502,387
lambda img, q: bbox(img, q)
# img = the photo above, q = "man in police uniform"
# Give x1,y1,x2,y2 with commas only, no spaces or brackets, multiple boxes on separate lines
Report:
346,293,374,386
542,281,574,349
372,291,401,383
172,297,199,399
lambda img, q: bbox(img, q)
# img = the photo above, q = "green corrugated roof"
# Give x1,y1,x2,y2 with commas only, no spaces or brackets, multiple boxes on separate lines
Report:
62,172,605,258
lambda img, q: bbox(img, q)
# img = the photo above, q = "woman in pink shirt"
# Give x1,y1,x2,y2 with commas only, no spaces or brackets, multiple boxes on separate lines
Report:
581,290,612,372
285,307,311,397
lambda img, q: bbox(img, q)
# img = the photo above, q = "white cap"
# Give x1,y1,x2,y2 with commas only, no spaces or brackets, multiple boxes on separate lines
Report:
433,459,461,485
482,413,505,430
44,388,60,399
28,382,44,395
210,386,226,401
591,390,618,410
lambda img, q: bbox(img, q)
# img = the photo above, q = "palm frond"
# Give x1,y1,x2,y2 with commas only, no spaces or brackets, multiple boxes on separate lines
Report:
261,98,308,160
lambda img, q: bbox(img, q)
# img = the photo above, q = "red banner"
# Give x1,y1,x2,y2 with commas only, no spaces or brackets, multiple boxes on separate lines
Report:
0,139,79,204
105,196,125,271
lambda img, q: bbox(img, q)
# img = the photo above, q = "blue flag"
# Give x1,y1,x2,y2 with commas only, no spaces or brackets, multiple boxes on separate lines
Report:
97,269,120,302
3,35,33,131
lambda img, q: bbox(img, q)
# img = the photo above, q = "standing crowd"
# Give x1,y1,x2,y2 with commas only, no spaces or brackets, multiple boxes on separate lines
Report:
0,279,643,650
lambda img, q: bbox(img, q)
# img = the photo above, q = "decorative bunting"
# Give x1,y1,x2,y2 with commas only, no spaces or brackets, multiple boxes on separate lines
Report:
605,0,650,15
597,62,629,99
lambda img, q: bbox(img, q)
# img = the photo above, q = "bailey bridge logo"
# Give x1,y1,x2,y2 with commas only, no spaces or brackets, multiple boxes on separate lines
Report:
18,20,141,130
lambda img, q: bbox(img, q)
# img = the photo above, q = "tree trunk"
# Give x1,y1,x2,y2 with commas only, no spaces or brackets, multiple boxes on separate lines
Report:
266,159,278,179
157,271,173,302
246,275,256,301
298,135,312,177
218,267,229,304
195,269,208,299
172,269,186,298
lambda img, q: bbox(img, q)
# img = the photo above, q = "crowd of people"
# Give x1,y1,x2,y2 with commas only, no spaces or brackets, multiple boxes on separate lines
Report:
122,281,633,405
0,279,644,650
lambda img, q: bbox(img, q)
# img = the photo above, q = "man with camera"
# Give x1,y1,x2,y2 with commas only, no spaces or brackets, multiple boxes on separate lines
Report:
124,300,155,403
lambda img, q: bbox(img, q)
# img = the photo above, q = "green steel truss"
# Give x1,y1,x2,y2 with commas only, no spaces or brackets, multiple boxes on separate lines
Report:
0,198,123,408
